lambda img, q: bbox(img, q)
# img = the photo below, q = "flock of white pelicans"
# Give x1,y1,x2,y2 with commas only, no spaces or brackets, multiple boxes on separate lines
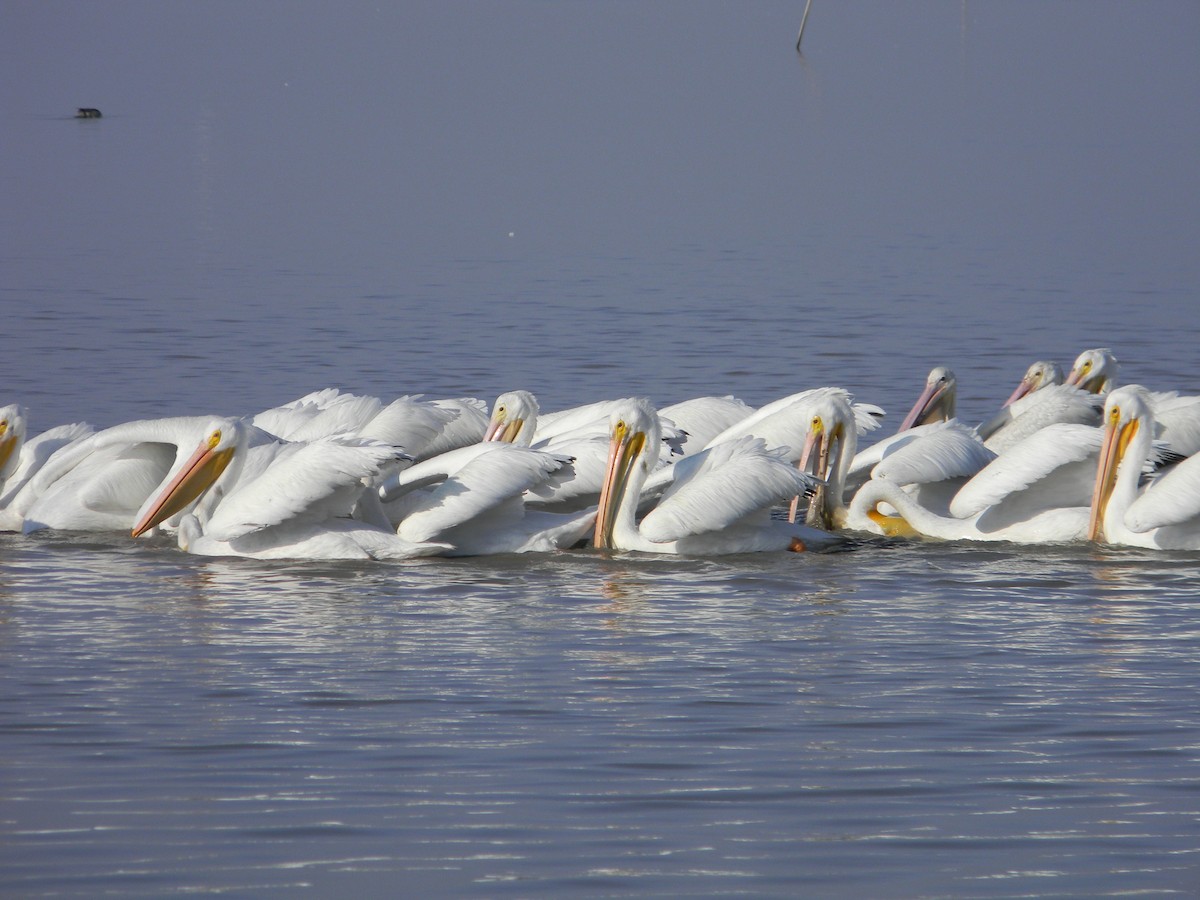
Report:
2,348,1199,560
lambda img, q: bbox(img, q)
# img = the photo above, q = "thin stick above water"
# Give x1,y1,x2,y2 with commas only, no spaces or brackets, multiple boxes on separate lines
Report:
795,0,813,52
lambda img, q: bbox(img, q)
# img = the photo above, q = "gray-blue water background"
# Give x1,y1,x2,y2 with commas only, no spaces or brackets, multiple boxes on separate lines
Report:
2,2,1199,895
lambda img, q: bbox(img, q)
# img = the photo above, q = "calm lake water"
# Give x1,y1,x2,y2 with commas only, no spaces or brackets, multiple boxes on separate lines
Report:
3,3,1199,896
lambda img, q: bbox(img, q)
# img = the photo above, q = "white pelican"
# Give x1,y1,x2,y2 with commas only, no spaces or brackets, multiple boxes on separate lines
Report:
898,367,957,431
592,398,835,554
0,405,22,487
483,390,683,512
253,389,485,461
1089,386,1200,549
847,423,1100,544
131,418,447,560
695,387,882,529
845,420,997,522
483,390,539,445
1065,348,1119,394
850,477,1091,544
848,367,991,518
482,391,620,512
702,387,884,464
485,390,680,453
416,397,490,459
998,360,1064,407
529,397,687,457
0,406,93,532
1144,392,1200,458
20,415,261,534
978,384,1103,453
1058,350,1200,455
378,442,596,555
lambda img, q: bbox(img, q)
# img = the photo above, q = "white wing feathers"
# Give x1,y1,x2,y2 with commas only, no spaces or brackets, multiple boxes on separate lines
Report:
657,396,754,456
416,398,489,459
872,423,996,485
853,402,887,435
703,387,881,461
1,422,93,500
251,390,485,460
380,442,499,499
1126,453,1200,531
639,437,815,543
251,389,347,439
847,421,950,483
533,400,683,458
1154,398,1200,457
949,424,1102,519
204,439,395,541
354,396,460,456
981,385,1102,453
397,444,572,543
267,394,384,442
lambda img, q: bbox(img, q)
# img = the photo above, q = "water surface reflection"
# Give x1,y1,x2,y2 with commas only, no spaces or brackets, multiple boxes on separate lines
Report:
4,533,1199,894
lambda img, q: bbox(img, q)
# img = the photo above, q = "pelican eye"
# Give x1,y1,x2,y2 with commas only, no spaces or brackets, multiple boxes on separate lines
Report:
1108,407,1121,425
207,429,222,448
497,405,506,415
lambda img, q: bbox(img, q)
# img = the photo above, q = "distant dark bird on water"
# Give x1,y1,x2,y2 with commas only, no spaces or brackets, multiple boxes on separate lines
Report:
75,108,102,119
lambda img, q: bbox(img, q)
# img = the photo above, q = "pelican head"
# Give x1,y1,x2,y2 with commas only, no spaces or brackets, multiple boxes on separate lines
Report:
791,391,856,529
1088,386,1150,542
0,405,28,484
1066,348,1119,395
1003,360,1064,407
594,399,658,549
484,390,538,445
131,418,244,538
898,367,957,432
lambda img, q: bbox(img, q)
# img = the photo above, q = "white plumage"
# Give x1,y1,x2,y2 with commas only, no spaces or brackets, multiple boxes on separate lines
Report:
130,418,445,560
381,442,595,555
1090,386,1200,549
0,405,94,532
592,398,835,554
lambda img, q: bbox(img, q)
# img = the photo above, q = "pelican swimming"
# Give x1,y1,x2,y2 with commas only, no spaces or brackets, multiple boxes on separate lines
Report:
528,396,688,458
20,415,258,534
998,360,1064,407
847,368,990,514
977,384,1103,453
485,390,753,458
378,442,596,555
1065,348,1120,394
1059,350,1200,455
1089,386,1200,549
845,420,997,525
0,405,22,487
483,390,685,512
898,367,957,431
484,390,540,445
131,417,446,560
692,387,883,530
0,406,93,532
481,391,621,512
592,398,835,554
847,423,1101,544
